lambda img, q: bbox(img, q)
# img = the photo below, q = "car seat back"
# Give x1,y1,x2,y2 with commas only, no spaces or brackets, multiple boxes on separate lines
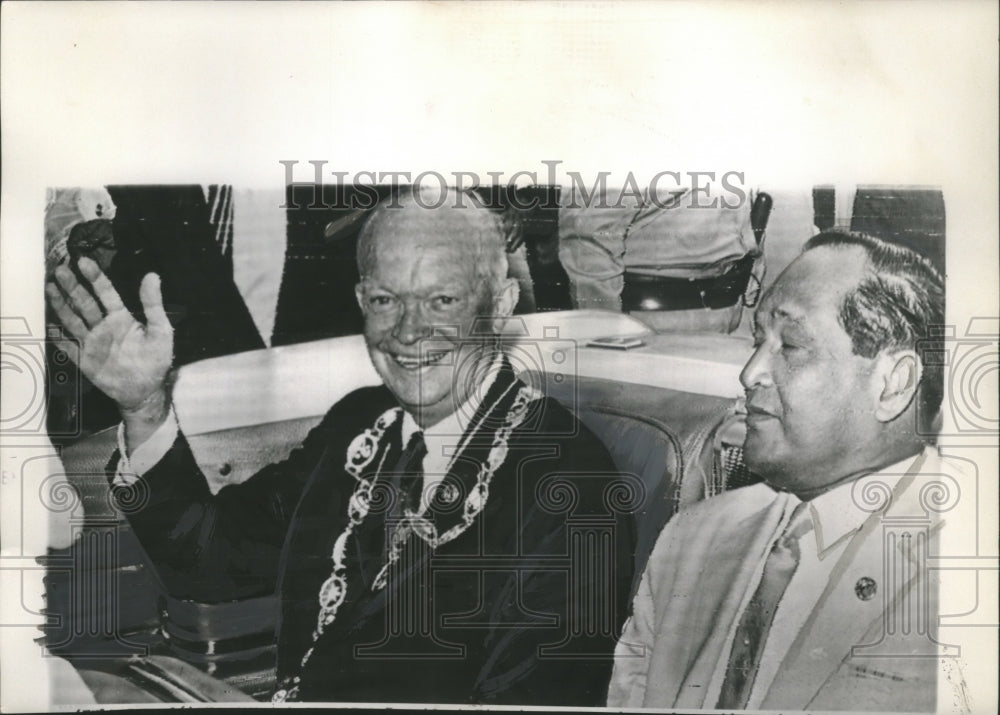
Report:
534,372,759,589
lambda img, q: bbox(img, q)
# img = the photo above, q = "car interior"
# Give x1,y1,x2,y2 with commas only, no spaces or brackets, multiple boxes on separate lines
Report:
48,313,760,701
42,184,945,702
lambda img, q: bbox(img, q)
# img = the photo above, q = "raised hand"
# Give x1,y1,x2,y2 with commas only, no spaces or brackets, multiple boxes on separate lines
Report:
46,257,174,416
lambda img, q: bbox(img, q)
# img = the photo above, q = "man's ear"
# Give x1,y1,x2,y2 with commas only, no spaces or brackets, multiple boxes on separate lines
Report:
354,284,365,312
490,277,520,332
873,349,922,422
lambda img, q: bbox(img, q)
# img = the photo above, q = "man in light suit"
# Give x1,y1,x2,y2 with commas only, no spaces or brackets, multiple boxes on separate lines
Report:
608,230,959,711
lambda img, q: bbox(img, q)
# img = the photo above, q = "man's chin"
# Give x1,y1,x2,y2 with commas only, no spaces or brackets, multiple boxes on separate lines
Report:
384,380,448,411
744,449,811,494
742,432,767,469
379,372,456,422
744,442,785,483
370,345,494,425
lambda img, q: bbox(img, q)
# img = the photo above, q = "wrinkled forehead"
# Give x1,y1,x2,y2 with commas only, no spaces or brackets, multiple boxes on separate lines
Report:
755,245,869,327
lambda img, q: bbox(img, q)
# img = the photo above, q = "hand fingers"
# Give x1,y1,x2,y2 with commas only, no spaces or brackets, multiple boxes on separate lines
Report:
77,257,125,313
54,264,104,328
138,273,172,338
45,282,90,341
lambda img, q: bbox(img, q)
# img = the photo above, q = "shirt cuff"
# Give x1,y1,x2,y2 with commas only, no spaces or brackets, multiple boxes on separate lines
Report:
113,407,179,486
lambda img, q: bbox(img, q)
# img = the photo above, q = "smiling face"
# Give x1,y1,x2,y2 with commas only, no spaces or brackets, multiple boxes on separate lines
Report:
355,201,515,428
740,245,885,496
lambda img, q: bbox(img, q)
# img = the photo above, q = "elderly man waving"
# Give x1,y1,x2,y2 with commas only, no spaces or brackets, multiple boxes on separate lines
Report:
47,186,635,705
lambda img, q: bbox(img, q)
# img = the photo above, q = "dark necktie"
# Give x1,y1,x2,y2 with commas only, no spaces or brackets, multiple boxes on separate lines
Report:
397,430,427,515
717,501,813,709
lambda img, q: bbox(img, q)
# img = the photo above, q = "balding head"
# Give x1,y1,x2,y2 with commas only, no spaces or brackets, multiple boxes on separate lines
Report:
357,186,509,298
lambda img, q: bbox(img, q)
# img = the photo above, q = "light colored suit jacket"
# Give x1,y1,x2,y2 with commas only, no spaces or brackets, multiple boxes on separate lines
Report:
608,448,959,711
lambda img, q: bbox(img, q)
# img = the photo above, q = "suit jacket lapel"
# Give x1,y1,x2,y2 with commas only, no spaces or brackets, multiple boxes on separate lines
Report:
760,468,926,709
758,512,885,708
669,496,789,708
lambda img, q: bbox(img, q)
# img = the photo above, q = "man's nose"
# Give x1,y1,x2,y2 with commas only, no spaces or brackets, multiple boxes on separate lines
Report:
391,300,432,345
739,344,772,390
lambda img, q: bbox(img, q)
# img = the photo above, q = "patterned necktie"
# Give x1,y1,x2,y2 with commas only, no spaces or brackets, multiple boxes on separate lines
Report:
397,431,427,515
717,500,814,709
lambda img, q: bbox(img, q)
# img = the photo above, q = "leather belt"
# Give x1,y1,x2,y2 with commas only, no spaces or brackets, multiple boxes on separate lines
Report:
621,253,757,312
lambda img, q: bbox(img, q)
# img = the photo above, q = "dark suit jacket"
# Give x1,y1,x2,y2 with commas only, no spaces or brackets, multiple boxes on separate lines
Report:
116,361,636,705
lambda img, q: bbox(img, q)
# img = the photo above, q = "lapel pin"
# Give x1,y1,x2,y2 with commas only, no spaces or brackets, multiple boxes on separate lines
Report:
855,576,877,601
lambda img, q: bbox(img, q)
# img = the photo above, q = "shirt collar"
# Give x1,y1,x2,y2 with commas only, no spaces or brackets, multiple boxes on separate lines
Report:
801,446,933,556
399,351,505,451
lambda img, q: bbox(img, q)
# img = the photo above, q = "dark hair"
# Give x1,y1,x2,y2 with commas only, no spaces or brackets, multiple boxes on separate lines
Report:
803,230,945,419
